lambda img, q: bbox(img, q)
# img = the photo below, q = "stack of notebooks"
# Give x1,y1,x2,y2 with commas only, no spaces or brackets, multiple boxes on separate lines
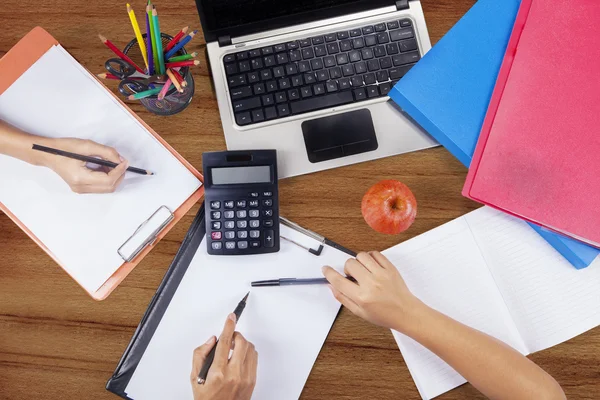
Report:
390,0,600,269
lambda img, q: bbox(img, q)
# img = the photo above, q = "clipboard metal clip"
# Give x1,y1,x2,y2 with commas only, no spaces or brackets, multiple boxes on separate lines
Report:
280,217,325,256
118,205,175,262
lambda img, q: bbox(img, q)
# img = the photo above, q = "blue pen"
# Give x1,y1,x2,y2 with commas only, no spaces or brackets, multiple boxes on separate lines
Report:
164,30,197,60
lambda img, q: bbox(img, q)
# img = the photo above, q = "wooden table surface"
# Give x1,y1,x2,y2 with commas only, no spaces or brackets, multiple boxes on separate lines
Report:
1,1,598,399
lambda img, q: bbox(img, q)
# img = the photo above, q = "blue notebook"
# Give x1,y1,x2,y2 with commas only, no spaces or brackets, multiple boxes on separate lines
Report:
389,0,599,269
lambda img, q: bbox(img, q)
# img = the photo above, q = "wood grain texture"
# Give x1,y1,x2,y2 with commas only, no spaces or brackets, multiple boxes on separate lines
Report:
1,1,598,399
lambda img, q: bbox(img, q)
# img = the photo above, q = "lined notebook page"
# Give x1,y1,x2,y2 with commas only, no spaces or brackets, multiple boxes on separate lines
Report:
383,216,527,400
125,224,351,400
466,208,600,353
0,46,201,293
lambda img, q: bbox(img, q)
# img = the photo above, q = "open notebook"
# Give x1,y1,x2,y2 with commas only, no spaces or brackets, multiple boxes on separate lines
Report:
384,207,600,399
122,222,352,400
0,44,202,295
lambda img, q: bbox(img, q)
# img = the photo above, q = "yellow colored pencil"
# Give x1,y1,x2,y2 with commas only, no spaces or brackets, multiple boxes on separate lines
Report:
166,69,183,93
127,4,148,71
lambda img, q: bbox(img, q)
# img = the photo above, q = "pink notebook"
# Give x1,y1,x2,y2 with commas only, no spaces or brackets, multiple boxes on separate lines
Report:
463,0,600,248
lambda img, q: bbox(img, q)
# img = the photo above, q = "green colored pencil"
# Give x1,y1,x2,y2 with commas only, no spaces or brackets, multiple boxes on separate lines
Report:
148,2,159,73
167,52,198,63
127,86,163,100
152,6,165,75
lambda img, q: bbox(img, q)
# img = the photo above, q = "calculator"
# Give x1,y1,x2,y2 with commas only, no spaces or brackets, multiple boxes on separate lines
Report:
203,150,280,255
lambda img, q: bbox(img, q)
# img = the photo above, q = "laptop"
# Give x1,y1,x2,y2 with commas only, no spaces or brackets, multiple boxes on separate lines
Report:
195,0,437,178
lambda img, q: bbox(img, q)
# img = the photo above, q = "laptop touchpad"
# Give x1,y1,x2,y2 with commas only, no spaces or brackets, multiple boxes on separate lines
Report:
302,109,379,163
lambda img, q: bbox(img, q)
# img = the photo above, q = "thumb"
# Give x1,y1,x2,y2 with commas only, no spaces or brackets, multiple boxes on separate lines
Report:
191,336,217,379
108,160,129,181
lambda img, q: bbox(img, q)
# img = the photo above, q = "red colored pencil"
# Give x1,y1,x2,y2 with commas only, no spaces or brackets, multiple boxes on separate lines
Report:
98,34,145,74
170,69,187,87
164,26,189,53
165,60,200,69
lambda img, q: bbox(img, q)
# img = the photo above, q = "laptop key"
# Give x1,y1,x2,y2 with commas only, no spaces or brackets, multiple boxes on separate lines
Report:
248,72,260,83
239,61,251,72
324,56,336,68
393,51,420,66
326,81,338,93
274,44,286,53
249,49,261,58
273,66,285,78
387,21,400,30
374,23,386,32
304,73,317,84
399,39,418,52
291,75,304,87
286,63,299,75
224,54,236,63
231,86,252,100
342,64,355,77
287,41,300,50
311,58,324,70
364,73,376,85
253,83,265,95
389,64,415,79
336,53,349,65
390,28,414,42
339,78,351,90
225,63,238,75
362,26,374,34
380,56,392,69
329,66,342,79
251,58,263,70
355,61,367,74
379,82,393,95
327,42,340,55
252,109,265,122
290,91,354,114
278,78,291,89
367,85,379,98
298,61,311,73
387,43,400,55
316,70,329,82
277,103,291,117
264,106,277,120
368,60,380,72
288,89,300,100
301,87,312,98
376,70,389,82
377,32,390,44
362,48,374,60
260,69,273,80
314,45,327,57
264,55,276,67
262,94,275,106
262,46,274,55
290,50,302,62
235,111,251,125
352,38,365,49
228,74,247,87
349,50,361,62
233,97,261,112
275,92,287,103
349,28,361,37
237,52,249,60
351,76,364,87
365,35,377,47
277,53,289,65
312,36,325,45
313,84,325,95
353,88,367,100
374,45,386,57
337,31,350,40
300,39,311,47
266,81,278,92
400,19,412,27
302,48,315,59
340,40,352,52
325,33,337,42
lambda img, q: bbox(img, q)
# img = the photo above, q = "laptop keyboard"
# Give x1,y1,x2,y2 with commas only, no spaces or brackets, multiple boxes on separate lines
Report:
223,18,421,126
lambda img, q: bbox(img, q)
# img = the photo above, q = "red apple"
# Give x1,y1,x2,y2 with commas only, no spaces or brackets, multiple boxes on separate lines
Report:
361,180,417,235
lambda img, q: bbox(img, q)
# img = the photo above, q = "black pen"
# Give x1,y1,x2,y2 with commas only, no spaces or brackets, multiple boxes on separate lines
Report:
32,144,154,176
251,276,356,287
197,292,250,384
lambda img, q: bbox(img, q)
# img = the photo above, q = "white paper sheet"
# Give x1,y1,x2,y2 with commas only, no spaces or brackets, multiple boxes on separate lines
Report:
0,45,202,293
384,207,600,399
125,224,352,400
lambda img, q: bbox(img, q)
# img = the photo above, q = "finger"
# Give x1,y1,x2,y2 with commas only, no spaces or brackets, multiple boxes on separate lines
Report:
77,161,128,190
322,266,360,299
356,252,383,273
369,251,396,270
328,285,363,317
229,332,250,372
343,258,371,283
190,336,217,381
213,313,237,370
82,140,123,164
243,345,258,389
107,161,129,186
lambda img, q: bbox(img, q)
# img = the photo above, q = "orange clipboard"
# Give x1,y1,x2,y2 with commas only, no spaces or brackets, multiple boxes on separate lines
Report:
0,27,205,301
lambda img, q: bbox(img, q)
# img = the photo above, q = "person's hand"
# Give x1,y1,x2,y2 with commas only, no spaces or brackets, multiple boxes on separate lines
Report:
41,138,128,194
191,313,258,400
323,251,424,333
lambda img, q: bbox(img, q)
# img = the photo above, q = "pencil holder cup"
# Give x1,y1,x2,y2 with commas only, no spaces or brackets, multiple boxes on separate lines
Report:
123,33,195,116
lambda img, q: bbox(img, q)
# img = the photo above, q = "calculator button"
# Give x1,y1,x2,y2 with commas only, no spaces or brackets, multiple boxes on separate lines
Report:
224,201,235,209
211,221,221,230
249,209,260,218
250,220,260,228
224,221,235,229
264,230,275,248
225,231,235,240
263,191,273,197
225,242,236,250
250,230,260,238
238,241,249,249
237,220,248,229
264,219,274,227
212,242,223,250
237,231,248,239
249,192,259,198
262,199,273,207
249,199,259,207
236,200,247,208
250,241,261,248
224,211,235,219
237,210,247,218
211,211,221,219
211,232,222,240
263,209,274,217
210,201,221,209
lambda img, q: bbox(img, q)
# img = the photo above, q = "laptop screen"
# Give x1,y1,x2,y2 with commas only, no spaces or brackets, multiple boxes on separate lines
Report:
197,0,391,42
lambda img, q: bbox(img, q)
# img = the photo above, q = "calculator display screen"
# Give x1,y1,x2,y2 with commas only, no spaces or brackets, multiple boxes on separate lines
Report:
211,166,272,185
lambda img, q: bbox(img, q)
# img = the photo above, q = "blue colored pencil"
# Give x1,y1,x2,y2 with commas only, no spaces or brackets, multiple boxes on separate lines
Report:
164,30,198,60
145,4,154,75
152,6,165,75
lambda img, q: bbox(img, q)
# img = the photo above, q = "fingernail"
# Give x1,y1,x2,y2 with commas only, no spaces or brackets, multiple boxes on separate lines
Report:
228,313,237,323
119,156,124,162
322,266,328,273
205,336,215,345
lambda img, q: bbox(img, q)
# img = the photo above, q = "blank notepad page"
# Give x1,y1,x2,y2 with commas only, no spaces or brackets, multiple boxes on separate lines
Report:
0,46,201,293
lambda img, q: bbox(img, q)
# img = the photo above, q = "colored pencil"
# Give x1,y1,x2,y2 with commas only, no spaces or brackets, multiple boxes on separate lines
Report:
171,69,187,87
145,4,154,75
164,26,189,53
127,4,148,71
98,34,145,74
127,86,163,100
165,60,200,69
166,69,183,93
167,52,197,62
32,144,153,175
152,6,166,75
164,30,197,60
148,3,159,73
157,78,173,100
97,72,144,80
